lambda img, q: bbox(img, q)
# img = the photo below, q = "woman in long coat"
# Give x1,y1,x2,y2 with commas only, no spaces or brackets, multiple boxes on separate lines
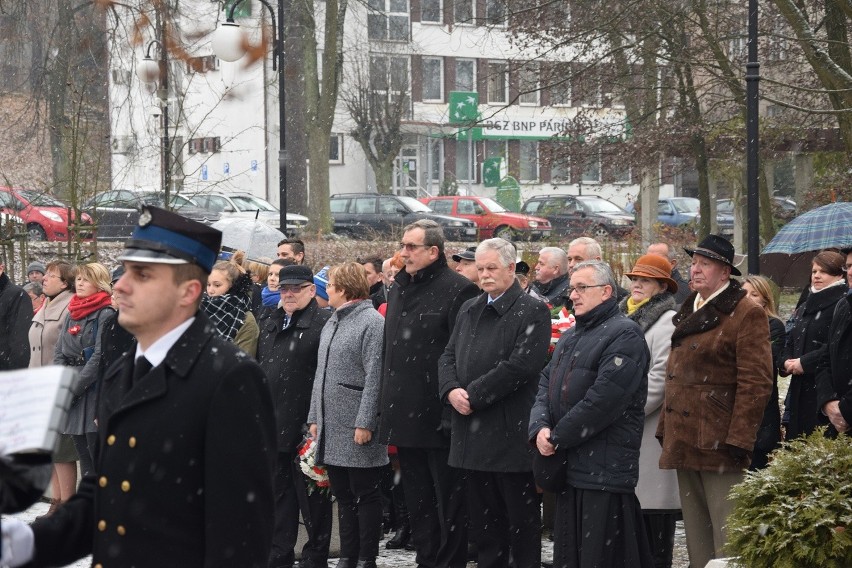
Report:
54,262,114,477
619,254,681,568
308,262,387,568
781,250,847,440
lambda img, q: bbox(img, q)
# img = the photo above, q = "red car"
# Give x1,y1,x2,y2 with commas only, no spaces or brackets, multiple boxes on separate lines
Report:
420,195,551,240
0,187,93,241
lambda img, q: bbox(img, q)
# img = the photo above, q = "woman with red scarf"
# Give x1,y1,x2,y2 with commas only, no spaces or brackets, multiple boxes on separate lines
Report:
54,262,115,477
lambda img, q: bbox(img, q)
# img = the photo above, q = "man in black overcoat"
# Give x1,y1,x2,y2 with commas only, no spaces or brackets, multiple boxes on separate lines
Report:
378,219,479,568
439,238,551,568
1,206,277,568
258,264,333,568
0,262,31,370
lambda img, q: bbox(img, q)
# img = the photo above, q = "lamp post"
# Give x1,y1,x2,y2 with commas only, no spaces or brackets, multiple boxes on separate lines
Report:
137,39,172,205
213,0,288,235
746,0,760,273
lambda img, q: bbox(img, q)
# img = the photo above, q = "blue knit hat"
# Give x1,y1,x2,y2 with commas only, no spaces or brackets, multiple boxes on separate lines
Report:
313,266,330,300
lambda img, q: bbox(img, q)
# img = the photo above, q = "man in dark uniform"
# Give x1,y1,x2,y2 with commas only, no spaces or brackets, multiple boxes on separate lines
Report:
258,265,333,568
2,206,277,568
0,262,31,370
378,219,479,568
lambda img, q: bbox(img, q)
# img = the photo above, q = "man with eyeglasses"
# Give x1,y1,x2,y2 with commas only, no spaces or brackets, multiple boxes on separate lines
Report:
379,219,479,568
530,260,653,567
817,246,852,439
258,265,333,568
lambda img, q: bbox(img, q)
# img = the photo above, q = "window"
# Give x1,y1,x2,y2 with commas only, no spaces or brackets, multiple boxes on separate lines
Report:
329,134,344,164
519,64,539,105
550,64,571,106
576,69,601,107
379,197,402,214
582,151,601,183
455,140,474,182
485,140,507,159
487,61,507,103
352,197,377,214
454,0,474,24
370,55,410,116
429,200,453,214
368,0,410,41
421,0,441,22
455,59,476,92
519,140,538,181
457,199,482,215
485,0,505,25
330,198,350,213
613,163,631,183
422,58,443,101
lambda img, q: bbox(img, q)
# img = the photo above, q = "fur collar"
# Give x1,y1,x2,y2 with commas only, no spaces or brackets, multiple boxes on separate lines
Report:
619,292,677,333
671,279,746,341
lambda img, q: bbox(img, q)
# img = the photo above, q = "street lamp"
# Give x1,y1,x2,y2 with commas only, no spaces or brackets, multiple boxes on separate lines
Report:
746,0,760,273
137,39,172,205
212,0,289,235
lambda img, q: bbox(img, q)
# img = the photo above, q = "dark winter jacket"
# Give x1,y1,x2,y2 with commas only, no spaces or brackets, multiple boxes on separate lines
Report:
531,273,570,304
751,316,786,469
257,298,331,451
0,271,31,370
657,281,773,472
816,291,852,436
529,297,650,492
439,281,551,472
781,282,846,439
378,255,480,448
31,314,276,568
672,268,691,306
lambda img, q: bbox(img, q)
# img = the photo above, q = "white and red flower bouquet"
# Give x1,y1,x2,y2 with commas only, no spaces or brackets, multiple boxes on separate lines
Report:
297,435,332,497
548,305,575,356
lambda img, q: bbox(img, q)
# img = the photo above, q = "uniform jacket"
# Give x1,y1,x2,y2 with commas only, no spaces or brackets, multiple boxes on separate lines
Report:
817,291,852,435
54,305,115,435
379,255,480,448
619,293,680,510
0,271,31,370
438,281,551,472
257,298,331,451
31,314,277,568
657,280,773,472
529,298,650,493
309,300,388,468
28,290,73,368
781,282,845,439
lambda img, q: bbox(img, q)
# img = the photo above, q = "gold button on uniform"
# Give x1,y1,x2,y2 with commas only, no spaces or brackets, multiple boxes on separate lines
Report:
107,435,116,445
128,437,137,448
117,525,126,536
98,520,106,531
98,476,108,487
121,481,130,492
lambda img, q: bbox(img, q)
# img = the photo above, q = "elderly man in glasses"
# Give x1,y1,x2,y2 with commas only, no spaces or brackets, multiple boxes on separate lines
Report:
530,260,654,568
378,219,479,568
257,264,334,568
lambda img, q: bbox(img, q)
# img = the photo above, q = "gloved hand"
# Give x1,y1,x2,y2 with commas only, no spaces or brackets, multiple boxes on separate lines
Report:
1,518,34,568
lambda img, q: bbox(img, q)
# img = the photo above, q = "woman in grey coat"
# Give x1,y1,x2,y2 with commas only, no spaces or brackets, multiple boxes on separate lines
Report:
308,262,387,568
54,262,114,478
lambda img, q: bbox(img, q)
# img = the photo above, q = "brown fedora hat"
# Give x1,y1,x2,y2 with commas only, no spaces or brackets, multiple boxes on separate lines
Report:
625,254,678,293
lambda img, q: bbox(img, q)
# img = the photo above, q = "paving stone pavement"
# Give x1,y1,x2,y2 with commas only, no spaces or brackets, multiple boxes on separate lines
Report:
5,501,691,567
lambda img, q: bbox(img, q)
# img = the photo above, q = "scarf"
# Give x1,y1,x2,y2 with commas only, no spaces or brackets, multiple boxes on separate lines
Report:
625,296,650,315
261,286,281,306
202,273,254,341
68,291,112,320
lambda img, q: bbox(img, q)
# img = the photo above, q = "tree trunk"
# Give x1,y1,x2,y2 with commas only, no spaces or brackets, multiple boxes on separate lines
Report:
374,161,394,195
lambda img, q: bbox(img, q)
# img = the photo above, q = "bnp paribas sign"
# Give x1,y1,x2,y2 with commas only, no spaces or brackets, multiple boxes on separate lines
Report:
448,91,629,142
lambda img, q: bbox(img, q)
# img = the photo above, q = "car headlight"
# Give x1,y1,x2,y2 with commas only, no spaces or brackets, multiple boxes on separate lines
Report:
528,221,538,228
611,219,631,226
42,210,63,222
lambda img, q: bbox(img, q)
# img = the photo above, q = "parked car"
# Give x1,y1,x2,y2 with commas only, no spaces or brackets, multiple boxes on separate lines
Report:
84,189,220,240
191,191,308,236
521,194,634,238
717,196,797,224
329,193,477,240
626,197,700,229
422,195,552,240
0,187,94,241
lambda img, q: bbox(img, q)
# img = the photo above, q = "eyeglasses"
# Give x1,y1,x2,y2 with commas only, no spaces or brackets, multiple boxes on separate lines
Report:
280,284,312,294
567,284,608,295
399,242,432,251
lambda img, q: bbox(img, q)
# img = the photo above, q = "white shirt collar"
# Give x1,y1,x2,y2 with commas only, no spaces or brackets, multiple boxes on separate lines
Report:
134,317,195,368
694,281,730,311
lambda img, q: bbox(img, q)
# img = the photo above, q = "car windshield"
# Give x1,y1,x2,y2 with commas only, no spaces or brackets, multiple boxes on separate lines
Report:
397,195,431,212
716,200,734,214
672,198,700,213
230,195,278,212
17,189,67,207
479,197,508,213
143,193,197,208
580,198,625,213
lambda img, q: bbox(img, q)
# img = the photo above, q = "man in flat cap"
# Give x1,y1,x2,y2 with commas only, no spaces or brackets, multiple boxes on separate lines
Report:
657,234,772,568
2,206,277,568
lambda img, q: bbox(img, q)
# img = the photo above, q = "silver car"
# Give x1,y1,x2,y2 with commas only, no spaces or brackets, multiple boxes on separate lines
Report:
193,192,308,236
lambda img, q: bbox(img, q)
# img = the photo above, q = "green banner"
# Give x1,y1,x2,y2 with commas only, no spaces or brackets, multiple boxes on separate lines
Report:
224,0,252,18
449,91,479,124
482,157,503,187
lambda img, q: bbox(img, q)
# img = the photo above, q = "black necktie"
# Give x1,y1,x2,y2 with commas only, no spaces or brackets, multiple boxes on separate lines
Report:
133,356,153,384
